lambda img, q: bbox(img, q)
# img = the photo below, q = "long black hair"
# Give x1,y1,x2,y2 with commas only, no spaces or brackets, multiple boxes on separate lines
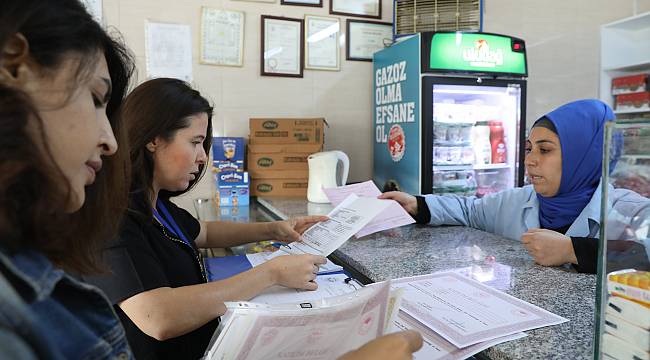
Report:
121,78,213,213
0,0,135,273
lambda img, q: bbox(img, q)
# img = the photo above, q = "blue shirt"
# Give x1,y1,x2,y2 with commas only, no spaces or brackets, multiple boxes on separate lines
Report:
422,183,610,241
0,248,133,360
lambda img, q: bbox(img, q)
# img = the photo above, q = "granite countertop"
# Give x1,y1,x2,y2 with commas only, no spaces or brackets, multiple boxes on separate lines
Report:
257,197,596,360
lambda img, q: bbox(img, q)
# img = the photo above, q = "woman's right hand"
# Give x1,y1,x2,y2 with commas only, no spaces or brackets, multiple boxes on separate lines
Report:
338,330,423,360
266,254,327,290
378,191,418,216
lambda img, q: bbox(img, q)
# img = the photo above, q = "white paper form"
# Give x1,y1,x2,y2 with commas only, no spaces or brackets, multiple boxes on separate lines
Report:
206,281,391,360
250,273,361,305
145,21,193,82
323,181,415,238
246,251,343,274
283,194,390,256
391,311,526,360
391,272,567,348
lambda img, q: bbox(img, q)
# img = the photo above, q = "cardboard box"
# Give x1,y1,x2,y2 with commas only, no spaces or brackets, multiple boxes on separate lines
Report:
212,137,245,172
616,92,650,112
215,171,250,207
250,178,308,197
249,118,326,144
247,143,322,171
612,74,649,95
248,169,309,179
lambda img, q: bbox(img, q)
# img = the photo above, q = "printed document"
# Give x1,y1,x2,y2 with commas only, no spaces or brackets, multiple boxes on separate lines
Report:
391,272,567,348
282,194,390,256
250,273,361,305
323,180,415,238
205,281,391,360
391,311,526,360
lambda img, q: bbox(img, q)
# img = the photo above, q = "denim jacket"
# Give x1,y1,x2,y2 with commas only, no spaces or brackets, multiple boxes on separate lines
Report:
0,247,133,360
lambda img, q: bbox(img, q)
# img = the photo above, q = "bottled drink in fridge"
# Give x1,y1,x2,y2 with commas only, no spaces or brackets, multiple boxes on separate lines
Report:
473,121,492,165
489,120,507,164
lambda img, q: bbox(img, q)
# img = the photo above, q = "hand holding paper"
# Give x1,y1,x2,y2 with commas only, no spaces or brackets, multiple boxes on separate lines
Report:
283,193,391,256
323,181,415,238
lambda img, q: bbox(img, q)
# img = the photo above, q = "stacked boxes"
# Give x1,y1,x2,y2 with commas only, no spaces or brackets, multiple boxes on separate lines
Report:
248,118,325,197
612,74,650,112
602,270,650,360
211,137,249,207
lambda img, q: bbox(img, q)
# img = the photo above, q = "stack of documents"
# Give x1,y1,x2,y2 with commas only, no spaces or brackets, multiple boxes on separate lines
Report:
205,281,394,360
388,272,569,360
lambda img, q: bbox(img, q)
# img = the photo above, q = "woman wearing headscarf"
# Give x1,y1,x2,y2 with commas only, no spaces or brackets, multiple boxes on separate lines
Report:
381,99,649,273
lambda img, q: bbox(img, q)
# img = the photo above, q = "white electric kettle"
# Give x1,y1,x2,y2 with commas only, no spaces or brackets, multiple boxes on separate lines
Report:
307,151,350,203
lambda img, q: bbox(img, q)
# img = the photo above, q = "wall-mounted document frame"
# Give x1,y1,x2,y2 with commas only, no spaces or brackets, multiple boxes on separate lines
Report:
304,15,340,71
145,20,193,81
346,19,392,62
232,0,275,3
200,7,245,67
261,15,304,77
281,0,322,7
330,0,381,19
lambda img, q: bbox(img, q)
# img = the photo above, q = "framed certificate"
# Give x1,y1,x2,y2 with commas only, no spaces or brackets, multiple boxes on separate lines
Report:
305,15,340,71
282,0,322,6
200,8,244,67
346,19,392,62
330,0,381,19
261,15,304,77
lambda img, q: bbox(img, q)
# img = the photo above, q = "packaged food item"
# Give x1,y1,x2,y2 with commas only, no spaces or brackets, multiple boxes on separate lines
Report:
616,92,650,112
459,123,474,144
214,171,250,207
462,146,475,165
612,74,649,95
433,122,448,145
433,146,450,165
448,146,463,164
446,124,462,143
489,120,507,164
212,137,245,172
608,270,650,306
606,295,650,329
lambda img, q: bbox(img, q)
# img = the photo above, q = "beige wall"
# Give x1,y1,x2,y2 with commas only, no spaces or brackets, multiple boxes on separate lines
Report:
483,0,650,125
101,0,650,210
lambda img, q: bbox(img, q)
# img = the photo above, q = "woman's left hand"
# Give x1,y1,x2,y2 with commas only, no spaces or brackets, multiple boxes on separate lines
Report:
270,215,329,242
521,228,578,266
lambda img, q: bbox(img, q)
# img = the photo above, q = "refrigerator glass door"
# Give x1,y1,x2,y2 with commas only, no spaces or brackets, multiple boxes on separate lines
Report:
432,83,522,196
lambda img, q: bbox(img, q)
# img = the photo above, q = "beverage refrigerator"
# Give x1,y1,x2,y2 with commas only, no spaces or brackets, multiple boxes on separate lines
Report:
373,32,528,196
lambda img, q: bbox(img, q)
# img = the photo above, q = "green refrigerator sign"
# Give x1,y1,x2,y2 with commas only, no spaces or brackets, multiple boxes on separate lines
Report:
429,33,526,75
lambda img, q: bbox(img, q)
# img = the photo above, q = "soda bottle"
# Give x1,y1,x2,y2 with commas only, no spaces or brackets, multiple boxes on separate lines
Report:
489,120,507,164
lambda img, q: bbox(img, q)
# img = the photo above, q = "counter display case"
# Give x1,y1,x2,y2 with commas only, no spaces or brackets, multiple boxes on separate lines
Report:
595,119,650,360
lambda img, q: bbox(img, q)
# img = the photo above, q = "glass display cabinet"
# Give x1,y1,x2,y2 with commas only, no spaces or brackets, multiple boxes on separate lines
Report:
595,118,650,360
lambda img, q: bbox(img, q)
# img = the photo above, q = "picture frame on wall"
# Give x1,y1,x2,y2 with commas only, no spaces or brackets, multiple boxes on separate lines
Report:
200,7,245,67
232,0,275,3
305,15,340,71
261,15,304,77
346,19,392,61
330,0,381,19
281,0,322,7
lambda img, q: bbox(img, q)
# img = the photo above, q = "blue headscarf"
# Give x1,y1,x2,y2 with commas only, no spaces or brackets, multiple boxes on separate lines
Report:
535,99,616,229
